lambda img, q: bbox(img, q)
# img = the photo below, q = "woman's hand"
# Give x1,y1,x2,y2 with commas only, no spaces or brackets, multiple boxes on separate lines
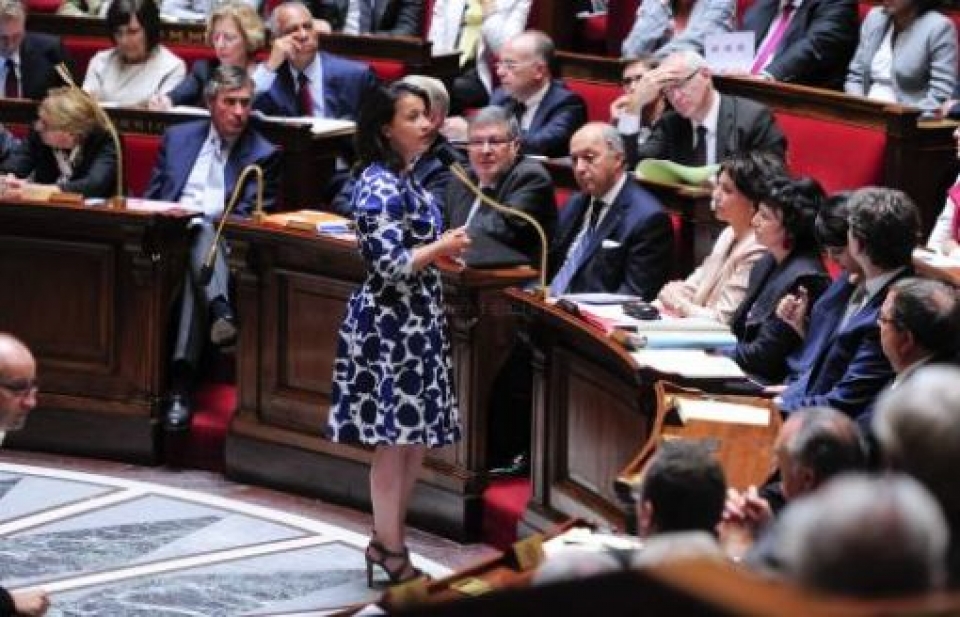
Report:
147,92,172,111
657,281,688,315
437,226,472,259
0,174,26,199
776,286,809,337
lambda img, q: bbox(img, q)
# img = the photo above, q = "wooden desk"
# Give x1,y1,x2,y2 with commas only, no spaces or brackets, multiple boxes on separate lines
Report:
0,199,191,463
223,221,537,540
505,290,765,535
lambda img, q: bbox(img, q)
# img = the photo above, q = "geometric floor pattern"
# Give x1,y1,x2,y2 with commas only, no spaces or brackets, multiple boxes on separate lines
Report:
0,463,451,616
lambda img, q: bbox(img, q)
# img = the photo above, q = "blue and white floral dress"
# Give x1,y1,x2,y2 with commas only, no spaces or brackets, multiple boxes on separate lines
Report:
326,163,462,447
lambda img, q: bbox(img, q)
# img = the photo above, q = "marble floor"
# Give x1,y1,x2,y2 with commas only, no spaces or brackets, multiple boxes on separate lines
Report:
0,450,498,616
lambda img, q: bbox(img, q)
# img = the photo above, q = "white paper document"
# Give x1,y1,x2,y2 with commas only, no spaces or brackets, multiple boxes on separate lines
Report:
676,398,771,427
631,349,746,379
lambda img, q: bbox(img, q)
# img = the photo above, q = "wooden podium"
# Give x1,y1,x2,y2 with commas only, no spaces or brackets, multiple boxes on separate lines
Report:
223,220,537,540
0,198,191,462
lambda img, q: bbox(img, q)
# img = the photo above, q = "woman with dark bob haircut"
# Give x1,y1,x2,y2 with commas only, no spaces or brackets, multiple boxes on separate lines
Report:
326,82,470,587
82,0,185,105
726,176,831,384
656,150,784,324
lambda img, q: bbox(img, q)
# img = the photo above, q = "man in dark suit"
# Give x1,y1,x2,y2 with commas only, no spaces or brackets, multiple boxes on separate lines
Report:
0,0,71,100
0,334,51,617
550,122,673,300
777,187,919,421
446,105,555,263
307,0,423,36
741,0,858,90
633,50,786,168
253,1,378,119
444,30,587,158
146,66,280,431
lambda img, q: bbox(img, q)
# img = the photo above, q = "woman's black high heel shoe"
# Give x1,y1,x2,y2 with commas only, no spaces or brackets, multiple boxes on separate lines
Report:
365,539,424,588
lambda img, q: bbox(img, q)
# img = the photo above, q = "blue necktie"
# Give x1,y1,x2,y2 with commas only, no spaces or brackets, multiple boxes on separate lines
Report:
550,199,603,296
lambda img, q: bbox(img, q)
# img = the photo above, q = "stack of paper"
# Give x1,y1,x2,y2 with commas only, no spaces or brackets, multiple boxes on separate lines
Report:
675,397,770,426
631,349,746,379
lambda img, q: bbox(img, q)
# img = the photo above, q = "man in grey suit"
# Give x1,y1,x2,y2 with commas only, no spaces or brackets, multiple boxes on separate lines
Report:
307,0,423,35
445,105,556,264
631,50,787,168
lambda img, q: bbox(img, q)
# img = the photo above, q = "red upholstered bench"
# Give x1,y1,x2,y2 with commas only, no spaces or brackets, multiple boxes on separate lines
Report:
564,78,619,123
27,0,61,13
356,57,406,82
576,13,608,56
774,111,886,192
122,133,162,197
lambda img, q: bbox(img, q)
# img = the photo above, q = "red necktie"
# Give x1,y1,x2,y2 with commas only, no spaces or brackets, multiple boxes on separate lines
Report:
297,72,313,116
4,58,18,99
751,3,795,75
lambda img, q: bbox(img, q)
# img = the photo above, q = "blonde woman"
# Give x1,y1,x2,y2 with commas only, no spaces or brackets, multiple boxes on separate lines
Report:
0,87,117,198
150,1,266,109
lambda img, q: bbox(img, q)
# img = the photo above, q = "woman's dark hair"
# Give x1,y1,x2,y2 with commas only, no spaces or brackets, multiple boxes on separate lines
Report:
719,150,788,206
107,0,161,51
814,191,852,248
354,82,430,174
762,176,825,255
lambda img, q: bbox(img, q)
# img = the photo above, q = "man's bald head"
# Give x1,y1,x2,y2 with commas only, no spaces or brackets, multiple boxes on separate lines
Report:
0,333,38,432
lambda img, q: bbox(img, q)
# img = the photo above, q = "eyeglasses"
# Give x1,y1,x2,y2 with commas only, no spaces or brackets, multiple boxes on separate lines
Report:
621,74,645,89
495,60,532,73
466,137,515,149
663,70,700,96
0,378,38,397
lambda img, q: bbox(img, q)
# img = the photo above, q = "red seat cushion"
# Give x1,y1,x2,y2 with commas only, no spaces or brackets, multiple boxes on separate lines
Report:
564,78,620,123
121,133,162,197
607,0,639,55
774,111,886,193
27,0,61,12
358,57,406,82
577,13,608,56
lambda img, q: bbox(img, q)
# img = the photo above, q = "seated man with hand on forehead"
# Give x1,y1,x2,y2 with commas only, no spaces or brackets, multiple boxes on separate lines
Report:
146,65,280,432
631,50,786,169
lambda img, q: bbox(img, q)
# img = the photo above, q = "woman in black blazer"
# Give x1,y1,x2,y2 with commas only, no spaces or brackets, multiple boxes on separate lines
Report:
150,2,265,109
0,87,116,198
728,176,830,384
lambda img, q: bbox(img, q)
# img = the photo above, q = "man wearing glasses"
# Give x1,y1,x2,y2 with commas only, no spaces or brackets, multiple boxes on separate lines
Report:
0,333,51,616
632,50,785,168
444,105,555,263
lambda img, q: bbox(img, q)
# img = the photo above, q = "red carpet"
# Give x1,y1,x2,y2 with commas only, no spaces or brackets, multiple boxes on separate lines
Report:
481,477,532,551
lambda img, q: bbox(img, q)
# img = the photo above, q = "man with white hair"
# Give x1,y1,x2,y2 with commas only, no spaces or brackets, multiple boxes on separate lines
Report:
0,333,51,615
630,50,785,168
874,365,960,588
774,474,948,597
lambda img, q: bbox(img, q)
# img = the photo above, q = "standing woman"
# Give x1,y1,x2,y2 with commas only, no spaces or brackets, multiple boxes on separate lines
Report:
0,87,116,198
326,82,470,586
845,0,957,113
150,1,266,110
83,0,186,106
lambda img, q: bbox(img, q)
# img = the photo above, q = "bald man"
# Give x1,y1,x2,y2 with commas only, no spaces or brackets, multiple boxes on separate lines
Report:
0,333,51,615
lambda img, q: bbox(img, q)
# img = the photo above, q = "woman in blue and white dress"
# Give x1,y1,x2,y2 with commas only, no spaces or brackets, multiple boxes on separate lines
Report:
327,81,471,587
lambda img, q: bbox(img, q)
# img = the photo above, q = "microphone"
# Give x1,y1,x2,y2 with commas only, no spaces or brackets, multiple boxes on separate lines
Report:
435,144,551,299
198,164,265,286
55,63,125,206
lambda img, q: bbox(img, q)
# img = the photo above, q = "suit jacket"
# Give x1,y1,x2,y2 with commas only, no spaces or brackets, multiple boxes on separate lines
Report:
632,94,786,168
549,177,673,299
445,156,556,262
1,128,116,198
845,7,957,112
307,0,423,35
252,53,378,119
779,267,913,419
490,80,588,158
729,251,828,384
144,119,280,215
167,58,219,107
18,32,72,100
742,0,858,90
621,0,735,58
